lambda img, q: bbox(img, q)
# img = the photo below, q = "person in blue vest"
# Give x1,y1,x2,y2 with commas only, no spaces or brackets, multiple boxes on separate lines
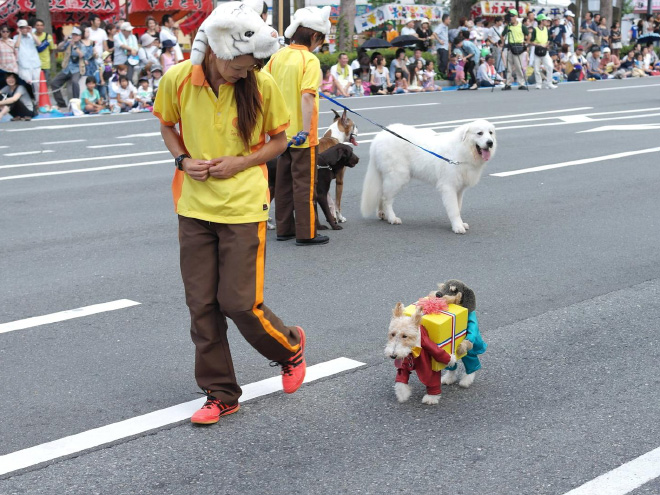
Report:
435,279,487,389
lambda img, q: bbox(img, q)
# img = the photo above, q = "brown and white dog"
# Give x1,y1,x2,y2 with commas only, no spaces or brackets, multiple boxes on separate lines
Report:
322,109,358,223
315,144,359,230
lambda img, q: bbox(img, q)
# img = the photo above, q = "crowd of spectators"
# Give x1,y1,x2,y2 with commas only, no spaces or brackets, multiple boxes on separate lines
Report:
319,10,660,97
0,14,184,120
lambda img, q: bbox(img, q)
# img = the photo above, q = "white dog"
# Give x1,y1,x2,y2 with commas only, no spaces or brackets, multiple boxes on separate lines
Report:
360,120,496,234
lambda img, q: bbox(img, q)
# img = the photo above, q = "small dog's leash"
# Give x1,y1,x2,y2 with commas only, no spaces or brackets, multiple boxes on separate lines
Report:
320,93,459,166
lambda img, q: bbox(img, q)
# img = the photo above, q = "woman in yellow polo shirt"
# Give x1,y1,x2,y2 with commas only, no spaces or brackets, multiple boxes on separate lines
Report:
153,1,307,425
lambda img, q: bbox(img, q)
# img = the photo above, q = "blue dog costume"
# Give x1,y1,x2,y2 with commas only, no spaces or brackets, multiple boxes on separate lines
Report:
435,280,486,374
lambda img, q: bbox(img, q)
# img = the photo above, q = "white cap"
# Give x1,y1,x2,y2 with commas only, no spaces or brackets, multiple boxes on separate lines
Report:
120,22,134,31
564,10,575,17
71,27,82,35
602,46,611,53
190,1,280,64
17,19,28,27
285,6,331,39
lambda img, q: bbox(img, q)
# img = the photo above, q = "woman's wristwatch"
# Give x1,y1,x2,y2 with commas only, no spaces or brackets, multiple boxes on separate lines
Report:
175,153,190,171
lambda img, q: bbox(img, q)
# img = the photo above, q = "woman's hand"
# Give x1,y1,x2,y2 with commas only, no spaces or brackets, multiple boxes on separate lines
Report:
208,156,247,179
183,158,211,181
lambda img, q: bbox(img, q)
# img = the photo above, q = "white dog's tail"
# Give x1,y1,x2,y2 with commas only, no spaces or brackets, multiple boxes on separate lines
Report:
360,152,382,218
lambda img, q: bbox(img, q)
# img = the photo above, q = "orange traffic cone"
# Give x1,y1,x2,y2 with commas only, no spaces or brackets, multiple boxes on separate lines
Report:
37,70,51,112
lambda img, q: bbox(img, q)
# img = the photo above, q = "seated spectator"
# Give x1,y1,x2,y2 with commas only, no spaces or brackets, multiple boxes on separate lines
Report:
393,69,408,93
390,48,410,81
320,65,336,96
138,33,161,77
98,51,113,99
567,45,587,81
0,72,34,120
422,60,441,91
370,54,395,95
149,64,163,97
634,52,651,76
80,76,105,114
331,53,353,97
619,50,635,77
643,46,659,71
599,47,621,77
586,47,606,79
401,19,417,37
408,48,427,67
108,64,128,109
407,60,424,92
350,76,366,96
114,74,137,112
447,52,467,88
135,77,153,109
477,54,504,87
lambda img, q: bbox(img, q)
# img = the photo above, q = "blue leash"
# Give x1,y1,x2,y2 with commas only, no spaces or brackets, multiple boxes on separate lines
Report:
320,93,459,166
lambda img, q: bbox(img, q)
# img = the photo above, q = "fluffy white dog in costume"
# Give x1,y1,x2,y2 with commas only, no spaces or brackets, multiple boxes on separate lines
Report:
190,1,280,64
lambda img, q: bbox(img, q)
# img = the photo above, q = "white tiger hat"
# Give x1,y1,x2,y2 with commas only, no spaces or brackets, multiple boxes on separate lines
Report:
284,6,332,39
190,1,279,65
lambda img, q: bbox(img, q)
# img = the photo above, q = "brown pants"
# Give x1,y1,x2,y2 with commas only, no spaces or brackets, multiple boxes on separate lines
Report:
178,216,301,404
275,146,317,240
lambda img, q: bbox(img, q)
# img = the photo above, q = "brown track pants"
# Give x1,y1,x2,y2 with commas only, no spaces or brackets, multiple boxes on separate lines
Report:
275,146,317,240
178,216,301,405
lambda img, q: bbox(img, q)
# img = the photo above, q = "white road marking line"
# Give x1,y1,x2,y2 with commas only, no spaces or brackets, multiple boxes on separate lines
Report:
2,118,152,132
87,143,134,149
494,112,660,131
0,150,169,170
491,147,660,177
0,299,141,334
116,132,161,139
357,139,374,144
588,83,660,92
559,115,593,123
577,124,660,133
356,107,594,137
0,159,171,181
41,139,87,145
3,150,54,157
0,357,365,476
562,445,660,495
320,102,439,115
0,145,8,148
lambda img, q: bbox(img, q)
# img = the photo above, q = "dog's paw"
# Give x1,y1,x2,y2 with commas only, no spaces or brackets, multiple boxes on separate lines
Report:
457,340,473,356
463,222,469,230
441,368,458,385
331,224,343,230
394,382,412,403
378,210,385,220
266,221,276,231
337,213,347,223
452,223,466,234
422,394,440,405
388,216,402,225
318,224,329,230
459,372,476,389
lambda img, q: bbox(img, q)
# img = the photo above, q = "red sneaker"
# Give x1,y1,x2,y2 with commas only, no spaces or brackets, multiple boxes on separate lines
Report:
273,327,307,394
191,394,240,425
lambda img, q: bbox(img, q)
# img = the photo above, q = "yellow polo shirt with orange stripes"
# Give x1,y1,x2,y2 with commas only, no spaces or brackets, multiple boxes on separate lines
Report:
153,61,290,224
264,44,321,149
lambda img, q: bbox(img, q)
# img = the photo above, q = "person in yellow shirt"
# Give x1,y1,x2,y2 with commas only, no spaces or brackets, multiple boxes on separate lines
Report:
153,1,307,426
33,19,55,87
265,6,331,246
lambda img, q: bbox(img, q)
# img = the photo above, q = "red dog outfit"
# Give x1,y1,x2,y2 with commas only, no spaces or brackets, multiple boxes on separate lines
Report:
394,325,452,395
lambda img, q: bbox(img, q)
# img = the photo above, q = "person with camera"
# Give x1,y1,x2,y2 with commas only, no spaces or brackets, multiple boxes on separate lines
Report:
501,9,529,90
51,27,94,110
530,14,557,89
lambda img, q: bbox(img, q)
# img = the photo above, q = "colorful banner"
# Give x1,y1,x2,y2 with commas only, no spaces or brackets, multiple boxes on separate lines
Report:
633,0,660,12
354,4,444,34
474,1,530,17
129,0,211,12
0,0,117,26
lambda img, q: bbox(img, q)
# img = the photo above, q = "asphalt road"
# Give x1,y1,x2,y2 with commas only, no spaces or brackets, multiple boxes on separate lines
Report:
1,77,660,495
